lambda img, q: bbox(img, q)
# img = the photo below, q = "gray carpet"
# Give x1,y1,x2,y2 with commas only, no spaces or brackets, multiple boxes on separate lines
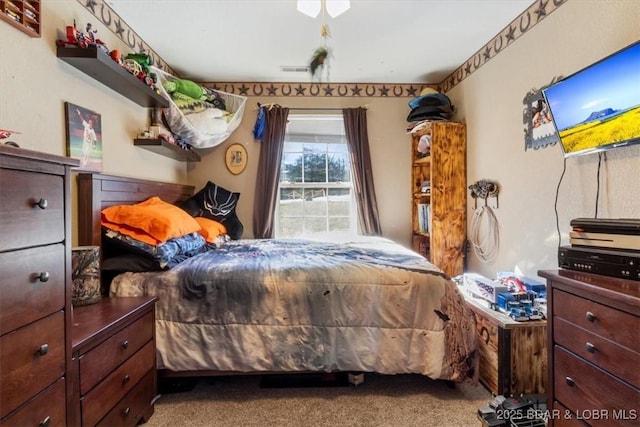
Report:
145,374,490,426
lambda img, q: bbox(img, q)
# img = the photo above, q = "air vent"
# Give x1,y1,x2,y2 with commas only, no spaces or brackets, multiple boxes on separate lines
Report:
280,65,310,73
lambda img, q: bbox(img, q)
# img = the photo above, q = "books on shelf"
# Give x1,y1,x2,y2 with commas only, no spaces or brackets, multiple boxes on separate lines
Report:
418,203,430,233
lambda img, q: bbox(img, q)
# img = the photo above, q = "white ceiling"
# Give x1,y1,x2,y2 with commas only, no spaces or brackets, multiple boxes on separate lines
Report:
106,0,534,84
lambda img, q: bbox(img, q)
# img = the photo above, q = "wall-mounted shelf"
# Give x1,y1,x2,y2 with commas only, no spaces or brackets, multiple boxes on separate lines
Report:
134,138,200,162
57,45,169,108
0,0,40,37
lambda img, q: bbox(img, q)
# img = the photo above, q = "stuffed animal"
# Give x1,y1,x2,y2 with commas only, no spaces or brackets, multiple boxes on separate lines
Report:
163,78,206,101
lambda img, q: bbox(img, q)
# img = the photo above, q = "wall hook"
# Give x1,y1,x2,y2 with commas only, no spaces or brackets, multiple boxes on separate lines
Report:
469,179,499,209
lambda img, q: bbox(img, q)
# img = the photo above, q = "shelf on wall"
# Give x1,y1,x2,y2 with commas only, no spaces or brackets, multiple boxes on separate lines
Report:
56,45,169,108
134,138,200,162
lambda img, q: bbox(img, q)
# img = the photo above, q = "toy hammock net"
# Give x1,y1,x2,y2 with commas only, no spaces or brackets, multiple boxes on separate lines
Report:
153,67,247,149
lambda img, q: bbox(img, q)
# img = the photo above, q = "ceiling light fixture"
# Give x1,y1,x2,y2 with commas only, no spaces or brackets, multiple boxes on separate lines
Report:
297,0,350,18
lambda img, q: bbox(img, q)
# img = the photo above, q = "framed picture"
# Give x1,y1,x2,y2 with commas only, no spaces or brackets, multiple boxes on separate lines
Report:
64,102,103,171
225,143,247,175
522,77,562,151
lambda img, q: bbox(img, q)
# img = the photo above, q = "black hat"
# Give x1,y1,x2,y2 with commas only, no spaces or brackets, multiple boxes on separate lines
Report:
408,93,452,110
407,105,453,122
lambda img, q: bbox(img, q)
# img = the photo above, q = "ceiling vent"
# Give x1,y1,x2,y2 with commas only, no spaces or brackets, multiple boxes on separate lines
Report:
280,65,310,73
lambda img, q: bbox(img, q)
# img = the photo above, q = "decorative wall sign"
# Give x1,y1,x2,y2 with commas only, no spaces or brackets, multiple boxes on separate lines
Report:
523,77,562,151
64,102,103,171
225,143,248,175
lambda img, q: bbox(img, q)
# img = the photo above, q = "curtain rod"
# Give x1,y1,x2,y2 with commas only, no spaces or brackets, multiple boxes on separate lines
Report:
289,106,368,111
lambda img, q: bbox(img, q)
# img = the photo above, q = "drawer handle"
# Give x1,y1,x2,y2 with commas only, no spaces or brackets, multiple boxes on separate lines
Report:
565,376,576,387
36,271,50,283
122,374,130,384
585,311,597,322
37,343,49,356
39,416,51,427
121,340,129,349
585,342,597,353
34,198,48,209
123,407,131,417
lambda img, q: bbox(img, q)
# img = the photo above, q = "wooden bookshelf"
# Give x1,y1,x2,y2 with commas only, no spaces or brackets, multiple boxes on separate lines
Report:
0,0,40,37
410,121,466,277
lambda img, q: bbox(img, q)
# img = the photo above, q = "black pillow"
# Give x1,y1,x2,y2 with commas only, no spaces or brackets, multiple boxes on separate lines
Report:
102,254,163,272
180,181,244,239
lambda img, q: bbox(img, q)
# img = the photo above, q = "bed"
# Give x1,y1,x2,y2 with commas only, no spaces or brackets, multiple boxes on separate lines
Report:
76,173,478,382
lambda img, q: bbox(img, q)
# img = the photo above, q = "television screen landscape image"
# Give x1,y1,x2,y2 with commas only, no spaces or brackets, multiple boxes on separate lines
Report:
542,41,640,157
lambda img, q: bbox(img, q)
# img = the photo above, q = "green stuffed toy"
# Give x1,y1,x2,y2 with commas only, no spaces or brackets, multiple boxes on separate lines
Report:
163,78,206,100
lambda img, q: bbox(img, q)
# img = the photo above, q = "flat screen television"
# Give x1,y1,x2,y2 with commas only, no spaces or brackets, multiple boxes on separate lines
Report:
542,41,640,157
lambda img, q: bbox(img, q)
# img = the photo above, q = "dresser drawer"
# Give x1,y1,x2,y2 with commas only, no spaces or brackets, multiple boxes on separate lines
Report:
96,370,155,427
0,378,66,427
81,341,155,427
553,289,638,352
0,312,65,419
551,400,589,427
0,169,64,252
554,346,639,427
0,244,66,335
80,311,154,394
555,317,640,388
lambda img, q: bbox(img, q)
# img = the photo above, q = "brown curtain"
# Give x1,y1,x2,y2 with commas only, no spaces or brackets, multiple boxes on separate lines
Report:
343,107,382,235
252,105,290,238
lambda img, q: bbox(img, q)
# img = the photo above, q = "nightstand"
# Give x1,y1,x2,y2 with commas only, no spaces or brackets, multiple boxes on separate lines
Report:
464,293,547,396
68,296,158,426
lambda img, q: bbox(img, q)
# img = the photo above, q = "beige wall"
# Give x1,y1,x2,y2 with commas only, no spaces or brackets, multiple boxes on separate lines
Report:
2,1,638,277
0,1,188,245
449,0,640,278
188,96,413,246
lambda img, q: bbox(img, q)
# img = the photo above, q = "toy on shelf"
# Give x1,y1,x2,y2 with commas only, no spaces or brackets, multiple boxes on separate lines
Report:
56,21,109,54
0,129,21,147
123,53,157,89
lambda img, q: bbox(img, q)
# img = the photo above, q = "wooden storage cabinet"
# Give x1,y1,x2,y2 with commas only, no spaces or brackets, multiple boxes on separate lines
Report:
70,296,158,426
539,270,639,427
0,146,77,426
410,121,466,277
464,293,547,395
0,0,40,37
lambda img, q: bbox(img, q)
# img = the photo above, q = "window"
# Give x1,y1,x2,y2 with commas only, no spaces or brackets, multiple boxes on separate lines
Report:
276,114,356,238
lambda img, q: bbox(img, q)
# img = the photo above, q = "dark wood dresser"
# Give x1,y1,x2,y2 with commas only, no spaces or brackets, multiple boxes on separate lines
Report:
539,270,639,427
0,146,78,426
69,296,158,426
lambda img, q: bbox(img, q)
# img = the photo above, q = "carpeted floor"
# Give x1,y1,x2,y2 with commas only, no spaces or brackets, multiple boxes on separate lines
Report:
145,373,490,427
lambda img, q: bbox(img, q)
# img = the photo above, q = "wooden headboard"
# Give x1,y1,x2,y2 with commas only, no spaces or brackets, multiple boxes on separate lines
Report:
77,173,195,247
